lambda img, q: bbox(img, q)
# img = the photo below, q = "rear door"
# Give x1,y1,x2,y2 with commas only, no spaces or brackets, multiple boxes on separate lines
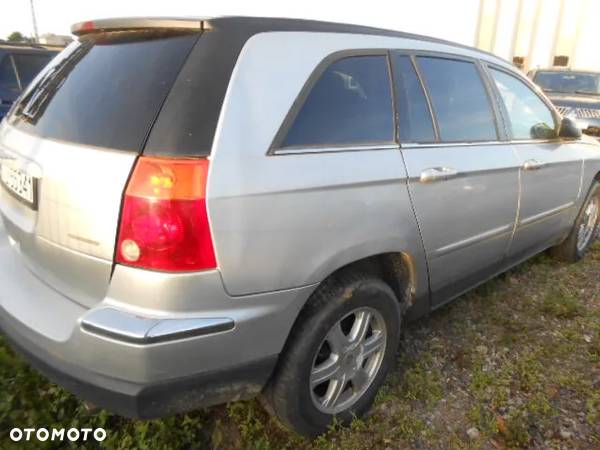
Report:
0,30,199,308
486,66,583,260
394,54,520,306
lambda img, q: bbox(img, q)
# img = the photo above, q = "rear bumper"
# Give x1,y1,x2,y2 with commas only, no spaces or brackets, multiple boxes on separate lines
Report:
1,314,277,419
0,220,315,417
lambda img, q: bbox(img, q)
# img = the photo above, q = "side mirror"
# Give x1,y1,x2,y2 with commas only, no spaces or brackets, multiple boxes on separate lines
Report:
558,117,582,139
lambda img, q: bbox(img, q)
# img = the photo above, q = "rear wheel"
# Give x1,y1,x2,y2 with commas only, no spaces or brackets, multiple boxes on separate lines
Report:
551,182,600,262
262,271,401,438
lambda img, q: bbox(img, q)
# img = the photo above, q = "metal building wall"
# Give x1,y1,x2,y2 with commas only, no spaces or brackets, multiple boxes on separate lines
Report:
475,0,597,71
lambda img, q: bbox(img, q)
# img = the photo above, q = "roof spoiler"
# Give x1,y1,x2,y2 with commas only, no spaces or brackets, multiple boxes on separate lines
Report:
71,17,211,36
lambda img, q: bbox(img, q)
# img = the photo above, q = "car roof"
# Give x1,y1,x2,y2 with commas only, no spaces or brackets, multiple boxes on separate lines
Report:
73,15,508,65
211,16,495,54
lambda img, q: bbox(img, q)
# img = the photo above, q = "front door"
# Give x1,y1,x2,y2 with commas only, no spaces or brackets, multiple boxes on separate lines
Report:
486,67,583,260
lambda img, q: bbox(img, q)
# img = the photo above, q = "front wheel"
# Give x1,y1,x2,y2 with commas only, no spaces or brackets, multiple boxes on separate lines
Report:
551,182,600,262
262,271,402,438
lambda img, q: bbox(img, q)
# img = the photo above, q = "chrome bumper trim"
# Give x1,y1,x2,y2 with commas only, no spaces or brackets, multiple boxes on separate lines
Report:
81,307,235,344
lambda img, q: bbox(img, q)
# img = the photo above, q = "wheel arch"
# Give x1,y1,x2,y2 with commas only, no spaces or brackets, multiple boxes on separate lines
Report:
276,251,423,360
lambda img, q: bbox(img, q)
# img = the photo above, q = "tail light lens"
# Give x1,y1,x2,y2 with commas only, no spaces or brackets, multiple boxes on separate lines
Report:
116,157,216,271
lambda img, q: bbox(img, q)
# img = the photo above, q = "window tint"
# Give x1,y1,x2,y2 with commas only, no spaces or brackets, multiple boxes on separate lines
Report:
392,55,435,142
282,55,394,148
0,55,19,90
417,57,497,142
490,69,556,140
12,53,54,87
11,31,198,152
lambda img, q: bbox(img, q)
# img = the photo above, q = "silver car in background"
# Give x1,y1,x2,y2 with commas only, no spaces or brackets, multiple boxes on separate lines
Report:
0,16,599,438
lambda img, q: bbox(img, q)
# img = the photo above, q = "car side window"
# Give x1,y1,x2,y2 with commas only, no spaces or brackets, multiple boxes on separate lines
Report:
0,55,19,91
489,68,556,140
392,55,436,142
281,55,395,148
417,57,498,142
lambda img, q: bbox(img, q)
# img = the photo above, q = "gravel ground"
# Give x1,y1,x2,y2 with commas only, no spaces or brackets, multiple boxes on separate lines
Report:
1,242,599,449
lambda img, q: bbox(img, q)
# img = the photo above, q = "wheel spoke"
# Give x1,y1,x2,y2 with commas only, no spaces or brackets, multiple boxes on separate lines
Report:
322,374,347,409
311,357,341,387
350,310,372,346
362,331,385,359
310,306,388,414
326,323,350,354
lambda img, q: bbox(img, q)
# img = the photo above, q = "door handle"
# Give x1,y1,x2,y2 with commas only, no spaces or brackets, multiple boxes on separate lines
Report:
420,167,459,183
522,159,547,171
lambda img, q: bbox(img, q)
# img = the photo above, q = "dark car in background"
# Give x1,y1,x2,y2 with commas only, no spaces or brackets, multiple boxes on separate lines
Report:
529,69,600,138
0,43,57,121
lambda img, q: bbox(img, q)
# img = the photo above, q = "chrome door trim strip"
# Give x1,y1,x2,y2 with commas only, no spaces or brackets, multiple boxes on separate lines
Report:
272,144,399,155
519,202,575,226
401,138,588,149
401,141,505,149
433,224,513,257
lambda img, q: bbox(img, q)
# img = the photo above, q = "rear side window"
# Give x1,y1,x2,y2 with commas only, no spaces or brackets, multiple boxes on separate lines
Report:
392,55,435,142
0,55,19,90
12,53,54,87
490,68,556,140
281,55,394,148
10,31,198,152
417,57,497,142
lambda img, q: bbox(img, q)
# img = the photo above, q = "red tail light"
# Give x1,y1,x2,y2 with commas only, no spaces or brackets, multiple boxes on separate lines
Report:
116,157,216,272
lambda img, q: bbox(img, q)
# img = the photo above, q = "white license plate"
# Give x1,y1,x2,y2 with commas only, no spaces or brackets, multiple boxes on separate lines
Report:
0,164,37,208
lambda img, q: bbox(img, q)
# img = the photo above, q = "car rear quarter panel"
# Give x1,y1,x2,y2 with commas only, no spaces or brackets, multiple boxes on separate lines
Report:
206,32,508,300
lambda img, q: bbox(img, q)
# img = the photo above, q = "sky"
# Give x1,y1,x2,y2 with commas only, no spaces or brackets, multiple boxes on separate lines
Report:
1,0,481,45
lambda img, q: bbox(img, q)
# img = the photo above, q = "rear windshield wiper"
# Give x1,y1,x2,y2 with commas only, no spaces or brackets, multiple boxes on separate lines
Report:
17,43,91,123
575,90,600,96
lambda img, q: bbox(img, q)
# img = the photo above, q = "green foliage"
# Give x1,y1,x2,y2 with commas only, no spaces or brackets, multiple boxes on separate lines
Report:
541,287,582,318
6,32,29,42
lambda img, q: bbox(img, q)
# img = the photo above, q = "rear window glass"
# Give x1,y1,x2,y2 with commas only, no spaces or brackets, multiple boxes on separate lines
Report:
281,55,394,148
10,31,198,152
417,57,498,142
12,53,54,87
392,55,435,142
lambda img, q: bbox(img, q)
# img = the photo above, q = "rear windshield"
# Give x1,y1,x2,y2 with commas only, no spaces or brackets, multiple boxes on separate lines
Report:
8,31,199,152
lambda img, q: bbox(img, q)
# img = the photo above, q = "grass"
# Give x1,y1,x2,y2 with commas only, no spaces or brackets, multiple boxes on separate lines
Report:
1,242,599,449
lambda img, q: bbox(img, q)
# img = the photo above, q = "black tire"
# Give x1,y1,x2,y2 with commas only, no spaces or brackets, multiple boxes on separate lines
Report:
551,181,600,262
262,270,402,438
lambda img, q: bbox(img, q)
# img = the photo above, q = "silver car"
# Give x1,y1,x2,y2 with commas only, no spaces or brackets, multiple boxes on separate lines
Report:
0,16,599,438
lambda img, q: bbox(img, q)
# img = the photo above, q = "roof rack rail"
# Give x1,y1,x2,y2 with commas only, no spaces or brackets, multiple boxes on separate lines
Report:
71,17,211,36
